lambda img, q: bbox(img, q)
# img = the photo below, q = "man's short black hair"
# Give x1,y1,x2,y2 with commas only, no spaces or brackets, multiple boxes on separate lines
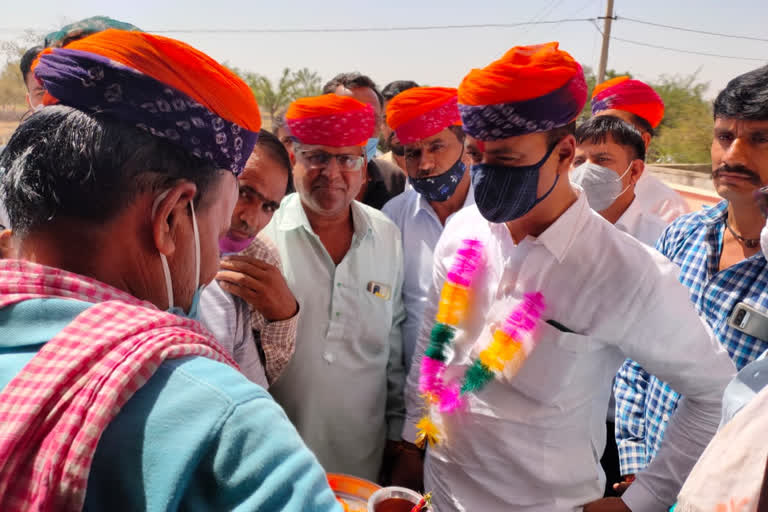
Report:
713,65,768,121
628,113,654,137
322,72,383,107
254,129,294,194
381,80,419,102
0,106,221,235
20,45,43,83
575,115,646,161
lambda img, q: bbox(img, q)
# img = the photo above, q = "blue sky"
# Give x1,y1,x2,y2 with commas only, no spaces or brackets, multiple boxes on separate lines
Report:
2,0,766,98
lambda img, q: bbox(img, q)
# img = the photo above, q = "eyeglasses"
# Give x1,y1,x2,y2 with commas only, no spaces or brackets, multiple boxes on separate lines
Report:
298,150,365,172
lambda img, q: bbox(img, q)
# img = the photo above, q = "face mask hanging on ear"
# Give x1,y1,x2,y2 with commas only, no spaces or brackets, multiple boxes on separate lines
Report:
151,189,205,320
364,137,379,162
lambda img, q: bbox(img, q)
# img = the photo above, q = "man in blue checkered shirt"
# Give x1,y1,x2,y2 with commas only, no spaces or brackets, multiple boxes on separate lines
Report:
614,65,768,493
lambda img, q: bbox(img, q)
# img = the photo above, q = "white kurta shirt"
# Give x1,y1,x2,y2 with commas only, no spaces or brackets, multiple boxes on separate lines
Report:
382,186,474,371
264,193,406,481
616,194,670,248
403,192,735,511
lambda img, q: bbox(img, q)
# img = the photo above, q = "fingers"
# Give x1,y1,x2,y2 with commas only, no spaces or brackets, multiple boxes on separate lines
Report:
216,270,266,294
221,255,279,274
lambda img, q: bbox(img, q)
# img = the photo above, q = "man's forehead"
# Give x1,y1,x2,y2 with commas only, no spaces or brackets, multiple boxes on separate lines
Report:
335,85,380,113
577,138,622,155
714,117,768,132
480,132,549,154
404,128,454,148
301,143,364,154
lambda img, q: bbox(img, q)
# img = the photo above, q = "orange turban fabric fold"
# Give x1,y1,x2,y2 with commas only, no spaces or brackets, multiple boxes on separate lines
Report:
457,42,587,141
591,76,665,129
286,94,375,147
386,87,461,144
33,29,261,174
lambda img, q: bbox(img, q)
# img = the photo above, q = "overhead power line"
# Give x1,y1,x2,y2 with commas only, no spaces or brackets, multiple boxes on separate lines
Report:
590,21,766,63
147,18,595,34
619,16,768,44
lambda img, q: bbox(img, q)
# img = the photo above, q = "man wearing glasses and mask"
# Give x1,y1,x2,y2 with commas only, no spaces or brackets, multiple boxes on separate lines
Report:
263,94,408,484
382,87,474,373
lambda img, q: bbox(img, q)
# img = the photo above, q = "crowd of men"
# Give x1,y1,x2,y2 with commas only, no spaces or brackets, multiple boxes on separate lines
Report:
0,15,767,512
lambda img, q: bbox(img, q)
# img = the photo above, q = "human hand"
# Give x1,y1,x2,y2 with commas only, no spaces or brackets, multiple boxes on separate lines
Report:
218,255,298,321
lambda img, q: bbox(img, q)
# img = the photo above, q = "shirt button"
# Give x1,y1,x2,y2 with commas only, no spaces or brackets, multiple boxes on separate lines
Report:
336,283,342,288
662,413,670,422
335,312,341,317
323,351,335,364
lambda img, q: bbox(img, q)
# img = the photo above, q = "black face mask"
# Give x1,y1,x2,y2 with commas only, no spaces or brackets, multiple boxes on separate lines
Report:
470,142,559,223
409,154,466,203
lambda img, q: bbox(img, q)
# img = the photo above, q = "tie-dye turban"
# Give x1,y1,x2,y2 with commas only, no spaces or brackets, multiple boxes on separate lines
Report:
385,86,461,145
33,29,261,175
457,42,587,141
591,76,665,129
285,94,375,147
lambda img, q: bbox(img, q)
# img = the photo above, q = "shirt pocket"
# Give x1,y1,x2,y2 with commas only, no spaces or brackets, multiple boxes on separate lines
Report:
510,319,607,407
349,284,395,364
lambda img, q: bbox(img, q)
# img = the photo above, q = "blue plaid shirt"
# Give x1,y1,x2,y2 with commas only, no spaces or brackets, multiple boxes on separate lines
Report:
614,200,768,476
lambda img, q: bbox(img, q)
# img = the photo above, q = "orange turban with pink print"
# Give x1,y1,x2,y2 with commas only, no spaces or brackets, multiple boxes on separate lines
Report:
285,94,375,147
386,87,461,144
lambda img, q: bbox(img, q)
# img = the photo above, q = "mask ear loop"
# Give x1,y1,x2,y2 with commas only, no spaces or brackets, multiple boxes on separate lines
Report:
190,199,200,292
151,189,175,310
615,161,635,198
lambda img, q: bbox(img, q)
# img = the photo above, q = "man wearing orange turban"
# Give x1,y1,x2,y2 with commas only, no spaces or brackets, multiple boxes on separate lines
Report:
264,93,408,483
401,42,735,511
591,76,690,224
0,29,339,511
382,86,473,374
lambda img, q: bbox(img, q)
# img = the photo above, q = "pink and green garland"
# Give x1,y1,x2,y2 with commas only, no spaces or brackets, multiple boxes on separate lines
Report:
415,238,546,447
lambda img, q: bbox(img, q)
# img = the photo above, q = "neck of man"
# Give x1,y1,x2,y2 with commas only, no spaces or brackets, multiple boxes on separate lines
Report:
505,179,579,243
302,202,355,265
601,189,636,225
429,172,471,225
14,219,160,305
726,195,764,242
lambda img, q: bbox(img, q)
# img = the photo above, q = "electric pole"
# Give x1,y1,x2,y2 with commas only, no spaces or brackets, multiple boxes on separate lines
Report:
597,0,615,83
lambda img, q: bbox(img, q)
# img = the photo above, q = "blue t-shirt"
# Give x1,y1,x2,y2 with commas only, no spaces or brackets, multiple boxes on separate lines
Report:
0,298,342,511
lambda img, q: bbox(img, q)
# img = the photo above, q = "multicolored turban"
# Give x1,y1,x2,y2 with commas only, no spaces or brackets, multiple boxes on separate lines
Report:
386,86,461,144
457,42,587,141
591,76,665,129
44,16,141,48
285,94,375,147
33,29,261,175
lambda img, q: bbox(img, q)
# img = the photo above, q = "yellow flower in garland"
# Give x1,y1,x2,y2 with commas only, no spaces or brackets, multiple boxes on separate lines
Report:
415,415,441,448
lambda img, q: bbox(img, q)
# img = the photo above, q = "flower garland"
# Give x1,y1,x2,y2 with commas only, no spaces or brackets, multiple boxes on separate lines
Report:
415,238,546,448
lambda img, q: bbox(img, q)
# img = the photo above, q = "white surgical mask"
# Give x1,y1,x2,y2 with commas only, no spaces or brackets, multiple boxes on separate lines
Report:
570,161,633,212
761,220,768,260
151,189,204,319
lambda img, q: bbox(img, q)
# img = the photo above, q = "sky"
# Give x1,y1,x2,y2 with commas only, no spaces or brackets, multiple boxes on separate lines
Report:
2,0,766,99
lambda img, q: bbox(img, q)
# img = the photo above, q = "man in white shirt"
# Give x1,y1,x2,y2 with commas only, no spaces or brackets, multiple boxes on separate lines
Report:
400,42,735,512
591,76,690,223
572,115,668,247
382,86,474,371
262,93,408,483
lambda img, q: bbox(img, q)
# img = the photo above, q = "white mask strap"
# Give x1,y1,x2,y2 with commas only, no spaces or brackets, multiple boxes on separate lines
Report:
190,199,200,292
152,190,175,310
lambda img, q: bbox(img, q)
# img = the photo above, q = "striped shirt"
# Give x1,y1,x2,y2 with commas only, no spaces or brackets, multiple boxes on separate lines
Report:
615,200,768,475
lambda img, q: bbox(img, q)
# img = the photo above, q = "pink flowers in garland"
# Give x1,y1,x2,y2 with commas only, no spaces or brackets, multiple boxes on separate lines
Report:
415,238,546,447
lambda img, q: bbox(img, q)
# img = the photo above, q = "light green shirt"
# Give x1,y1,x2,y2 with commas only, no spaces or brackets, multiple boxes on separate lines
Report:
264,193,406,481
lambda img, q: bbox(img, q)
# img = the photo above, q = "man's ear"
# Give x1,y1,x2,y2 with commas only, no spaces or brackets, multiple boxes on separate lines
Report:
630,159,645,183
25,93,32,110
642,132,652,149
289,148,296,167
556,134,576,172
151,182,198,257
0,229,14,259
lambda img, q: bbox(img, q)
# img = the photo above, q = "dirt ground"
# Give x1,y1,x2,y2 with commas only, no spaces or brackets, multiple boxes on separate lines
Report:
0,121,20,146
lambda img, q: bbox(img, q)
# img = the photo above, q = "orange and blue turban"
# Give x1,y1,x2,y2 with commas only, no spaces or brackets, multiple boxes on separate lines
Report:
457,42,587,141
285,94,375,147
33,29,261,175
386,87,461,144
591,76,665,129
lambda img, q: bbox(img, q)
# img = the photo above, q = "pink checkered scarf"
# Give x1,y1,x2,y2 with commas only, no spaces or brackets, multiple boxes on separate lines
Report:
0,259,238,512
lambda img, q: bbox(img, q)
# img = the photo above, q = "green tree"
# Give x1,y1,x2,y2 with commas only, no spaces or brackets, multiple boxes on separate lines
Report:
292,67,323,98
648,73,712,164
